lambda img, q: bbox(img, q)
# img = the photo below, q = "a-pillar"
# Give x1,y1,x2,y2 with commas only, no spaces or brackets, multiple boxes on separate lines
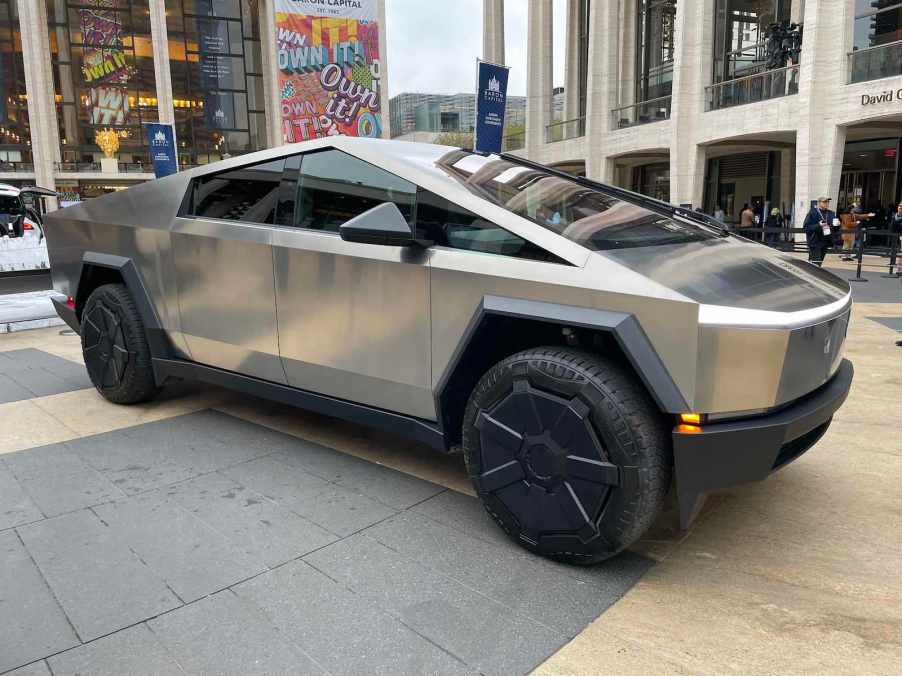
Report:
584,0,619,181
526,0,553,151
18,0,59,209
563,0,583,122
669,0,713,207
482,0,505,65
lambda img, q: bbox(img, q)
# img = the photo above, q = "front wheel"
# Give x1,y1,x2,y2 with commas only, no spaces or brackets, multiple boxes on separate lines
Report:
81,283,159,405
462,347,671,564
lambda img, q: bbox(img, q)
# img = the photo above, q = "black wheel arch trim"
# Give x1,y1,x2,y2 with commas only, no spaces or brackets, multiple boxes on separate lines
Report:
434,295,692,434
72,253,176,366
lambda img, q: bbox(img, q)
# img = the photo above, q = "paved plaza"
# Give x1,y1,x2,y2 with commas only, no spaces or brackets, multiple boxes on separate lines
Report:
0,279,900,674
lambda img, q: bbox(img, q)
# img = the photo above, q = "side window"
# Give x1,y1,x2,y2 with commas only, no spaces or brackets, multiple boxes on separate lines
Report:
294,149,416,232
415,189,565,263
189,159,284,224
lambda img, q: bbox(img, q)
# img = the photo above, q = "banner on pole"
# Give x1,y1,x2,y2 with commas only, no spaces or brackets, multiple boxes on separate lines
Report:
275,0,383,142
144,123,178,178
474,60,510,155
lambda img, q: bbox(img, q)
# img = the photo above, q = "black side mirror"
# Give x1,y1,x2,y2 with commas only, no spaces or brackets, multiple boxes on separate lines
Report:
339,202,419,247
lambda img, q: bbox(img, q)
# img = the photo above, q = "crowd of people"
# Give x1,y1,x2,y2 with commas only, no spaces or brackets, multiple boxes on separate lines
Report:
707,198,902,268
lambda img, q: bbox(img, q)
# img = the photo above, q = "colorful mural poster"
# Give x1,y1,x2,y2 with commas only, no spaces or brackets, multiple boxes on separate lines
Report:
79,7,131,125
275,0,383,142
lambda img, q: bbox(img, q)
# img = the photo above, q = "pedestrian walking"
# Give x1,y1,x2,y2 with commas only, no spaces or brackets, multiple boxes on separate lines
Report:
803,196,835,266
740,204,755,235
839,208,856,260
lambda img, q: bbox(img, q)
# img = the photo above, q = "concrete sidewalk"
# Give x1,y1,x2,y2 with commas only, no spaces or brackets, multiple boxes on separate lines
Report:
0,290,64,334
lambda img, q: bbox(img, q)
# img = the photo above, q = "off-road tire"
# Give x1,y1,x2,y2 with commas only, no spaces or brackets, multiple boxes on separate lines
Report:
81,283,158,405
462,347,671,564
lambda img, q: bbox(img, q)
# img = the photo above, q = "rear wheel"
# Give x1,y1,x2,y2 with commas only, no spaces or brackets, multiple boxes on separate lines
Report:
81,283,158,405
462,347,671,564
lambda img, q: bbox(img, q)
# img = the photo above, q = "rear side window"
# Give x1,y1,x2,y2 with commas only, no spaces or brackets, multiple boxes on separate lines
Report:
188,158,285,224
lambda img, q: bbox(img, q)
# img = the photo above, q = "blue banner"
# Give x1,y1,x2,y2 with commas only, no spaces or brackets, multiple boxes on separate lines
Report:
144,122,178,178
474,60,510,155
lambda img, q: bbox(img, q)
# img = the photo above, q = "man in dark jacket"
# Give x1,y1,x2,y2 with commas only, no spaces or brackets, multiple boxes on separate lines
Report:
803,196,835,266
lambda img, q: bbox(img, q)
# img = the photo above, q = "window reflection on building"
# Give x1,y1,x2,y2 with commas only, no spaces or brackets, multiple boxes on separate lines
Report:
0,1,29,170
166,0,265,167
47,0,158,167
636,0,676,103
712,0,792,85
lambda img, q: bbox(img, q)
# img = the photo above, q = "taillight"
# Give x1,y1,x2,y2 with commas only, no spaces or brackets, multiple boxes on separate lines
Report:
66,296,75,309
23,220,33,230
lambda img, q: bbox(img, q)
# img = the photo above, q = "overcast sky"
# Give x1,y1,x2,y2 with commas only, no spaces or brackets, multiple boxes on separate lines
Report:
385,0,567,98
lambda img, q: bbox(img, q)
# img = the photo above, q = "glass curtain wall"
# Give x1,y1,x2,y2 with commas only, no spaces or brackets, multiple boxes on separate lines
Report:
850,1,902,82
712,0,791,83
47,0,157,167
167,0,265,166
0,1,29,169
635,0,676,103
631,163,670,202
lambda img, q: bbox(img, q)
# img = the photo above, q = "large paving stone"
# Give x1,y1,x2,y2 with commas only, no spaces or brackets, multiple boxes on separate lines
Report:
234,560,473,676
47,624,185,676
375,506,653,636
0,349,91,402
0,463,43,530
3,661,52,676
3,443,125,517
149,590,325,675
272,440,446,509
0,530,79,673
93,492,267,603
306,533,565,676
16,509,181,641
164,472,338,568
223,456,397,536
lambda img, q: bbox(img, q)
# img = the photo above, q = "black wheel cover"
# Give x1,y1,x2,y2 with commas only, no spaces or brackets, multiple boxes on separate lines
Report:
82,299,131,390
472,369,628,551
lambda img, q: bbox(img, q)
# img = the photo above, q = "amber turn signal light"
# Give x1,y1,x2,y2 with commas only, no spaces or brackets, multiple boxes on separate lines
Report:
679,413,702,425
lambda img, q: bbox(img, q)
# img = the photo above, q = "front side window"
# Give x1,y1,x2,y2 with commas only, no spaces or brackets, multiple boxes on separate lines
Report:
439,152,725,251
188,158,284,223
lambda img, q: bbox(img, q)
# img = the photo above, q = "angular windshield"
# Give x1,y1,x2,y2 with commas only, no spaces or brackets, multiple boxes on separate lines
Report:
436,151,725,251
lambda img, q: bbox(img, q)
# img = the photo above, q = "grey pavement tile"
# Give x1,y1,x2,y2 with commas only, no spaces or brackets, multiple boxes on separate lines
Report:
3,444,126,517
0,373,33,404
93,492,267,603
0,464,43,530
225,456,396,537
306,534,565,676
412,489,656,592
164,472,338,568
868,315,902,332
149,590,325,676
234,561,473,676
0,530,79,673
16,509,181,641
272,443,446,509
366,511,653,637
4,367,81,398
47,624,185,676
3,661,51,676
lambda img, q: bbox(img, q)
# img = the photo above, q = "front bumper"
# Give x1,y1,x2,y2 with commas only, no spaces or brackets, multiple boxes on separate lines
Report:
673,358,854,528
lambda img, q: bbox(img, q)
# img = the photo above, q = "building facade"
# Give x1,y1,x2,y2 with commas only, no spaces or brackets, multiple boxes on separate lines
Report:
1,0,389,211
389,91,526,139
485,0,902,226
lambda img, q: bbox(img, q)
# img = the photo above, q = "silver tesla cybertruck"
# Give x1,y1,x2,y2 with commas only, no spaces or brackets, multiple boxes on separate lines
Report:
45,137,853,564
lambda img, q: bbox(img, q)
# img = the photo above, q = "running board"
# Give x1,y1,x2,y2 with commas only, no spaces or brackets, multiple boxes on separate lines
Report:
152,357,449,452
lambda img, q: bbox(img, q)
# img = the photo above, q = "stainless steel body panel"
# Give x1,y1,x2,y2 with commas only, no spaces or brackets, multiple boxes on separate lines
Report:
42,136,854,423
272,227,433,419
171,217,286,384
